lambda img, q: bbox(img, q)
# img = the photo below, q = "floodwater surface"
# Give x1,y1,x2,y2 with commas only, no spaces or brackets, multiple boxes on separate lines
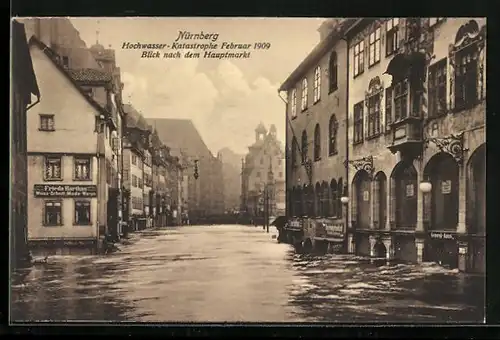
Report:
10,225,485,323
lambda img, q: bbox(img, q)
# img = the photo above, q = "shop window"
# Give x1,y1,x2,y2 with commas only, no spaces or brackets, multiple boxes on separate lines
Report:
74,156,91,180
354,170,371,229
329,51,338,93
373,172,387,230
337,178,343,219
392,162,417,229
44,201,62,226
313,124,321,161
428,58,448,117
330,179,338,218
74,201,91,225
467,144,486,234
353,101,364,144
386,18,400,56
313,66,321,103
44,156,62,181
328,115,338,156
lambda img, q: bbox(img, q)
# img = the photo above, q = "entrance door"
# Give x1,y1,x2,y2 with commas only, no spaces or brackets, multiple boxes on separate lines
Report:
356,171,371,229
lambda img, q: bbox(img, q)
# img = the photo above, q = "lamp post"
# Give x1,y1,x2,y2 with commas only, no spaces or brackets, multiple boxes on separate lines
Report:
419,181,432,193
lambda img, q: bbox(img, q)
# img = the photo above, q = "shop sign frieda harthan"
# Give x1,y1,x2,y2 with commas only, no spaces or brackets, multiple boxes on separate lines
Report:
33,184,98,198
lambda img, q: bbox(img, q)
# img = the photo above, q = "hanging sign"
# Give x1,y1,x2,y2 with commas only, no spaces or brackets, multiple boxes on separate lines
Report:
441,180,452,194
363,190,369,201
33,184,97,198
406,184,414,197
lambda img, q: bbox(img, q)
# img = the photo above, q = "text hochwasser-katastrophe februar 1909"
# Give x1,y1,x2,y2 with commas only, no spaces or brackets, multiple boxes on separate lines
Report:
121,30,272,60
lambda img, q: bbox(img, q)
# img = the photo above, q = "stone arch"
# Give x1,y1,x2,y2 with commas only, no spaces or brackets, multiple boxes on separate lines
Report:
390,161,418,229
423,152,459,231
373,240,387,258
352,170,371,229
466,143,485,234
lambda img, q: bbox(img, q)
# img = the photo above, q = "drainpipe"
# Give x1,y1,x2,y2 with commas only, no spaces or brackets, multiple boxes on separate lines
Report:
340,34,350,253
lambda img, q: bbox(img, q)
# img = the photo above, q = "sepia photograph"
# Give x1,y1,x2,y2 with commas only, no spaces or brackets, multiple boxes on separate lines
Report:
10,17,485,324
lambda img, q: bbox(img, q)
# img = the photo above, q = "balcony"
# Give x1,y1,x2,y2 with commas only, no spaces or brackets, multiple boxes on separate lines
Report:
387,115,424,159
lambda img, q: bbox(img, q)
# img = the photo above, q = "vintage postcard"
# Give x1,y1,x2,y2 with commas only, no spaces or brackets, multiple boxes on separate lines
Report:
10,17,485,324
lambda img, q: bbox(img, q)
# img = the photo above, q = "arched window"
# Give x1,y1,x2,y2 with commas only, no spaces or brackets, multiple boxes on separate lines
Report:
314,124,321,161
291,136,298,168
301,130,308,163
321,182,330,217
329,115,338,156
391,162,417,229
337,177,343,219
301,78,308,111
315,182,322,216
373,172,387,230
467,144,485,234
291,89,297,118
330,179,338,218
313,66,321,103
329,51,338,93
353,171,371,229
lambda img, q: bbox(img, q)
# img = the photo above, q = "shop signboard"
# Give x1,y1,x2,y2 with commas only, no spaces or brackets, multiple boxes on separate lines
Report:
325,223,344,238
33,184,97,198
429,231,456,240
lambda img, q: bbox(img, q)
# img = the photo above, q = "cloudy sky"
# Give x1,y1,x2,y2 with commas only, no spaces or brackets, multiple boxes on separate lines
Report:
71,17,324,155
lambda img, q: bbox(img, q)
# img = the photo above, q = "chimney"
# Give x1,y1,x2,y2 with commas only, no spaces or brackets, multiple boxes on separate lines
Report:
317,18,341,41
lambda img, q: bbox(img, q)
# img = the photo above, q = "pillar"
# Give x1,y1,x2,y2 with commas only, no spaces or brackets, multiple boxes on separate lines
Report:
416,163,424,232
382,236,394,260
369,235,377,257
415,238,425,263
457,165,467,234
457,240,469,272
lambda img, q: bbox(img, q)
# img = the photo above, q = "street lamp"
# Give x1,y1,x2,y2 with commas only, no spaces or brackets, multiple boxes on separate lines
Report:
419,181,432,193
340,196,349,204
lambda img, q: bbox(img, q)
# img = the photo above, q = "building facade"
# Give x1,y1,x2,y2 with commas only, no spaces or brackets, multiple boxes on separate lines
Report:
344,18,486,273
26,37,116,255
241,123,286,220
11,20,40,268
280,19,354,249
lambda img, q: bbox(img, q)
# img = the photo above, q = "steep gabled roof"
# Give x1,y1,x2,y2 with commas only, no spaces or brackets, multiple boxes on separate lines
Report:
68,68,112,83
12,20,40,103
123,104,151,132
147,118,213,160
28,36,110,118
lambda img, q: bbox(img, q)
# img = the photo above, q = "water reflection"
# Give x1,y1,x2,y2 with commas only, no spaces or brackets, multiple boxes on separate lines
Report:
10,226,484,323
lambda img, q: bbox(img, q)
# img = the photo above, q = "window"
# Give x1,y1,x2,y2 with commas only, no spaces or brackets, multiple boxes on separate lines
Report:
313,124,321,161
301,130,308,163
328,115,338,156
301,78,308,111
455,44,479,110
256,172,261,178
138,176,143,189
329,51,338,93
367,93,381,137
313,66,321,103
291,137,298,168
44,156,62,180
368,27,381,67
291,89,297,118
394,79,408,121
385,86,393,128
353,40,364,77
330,180,337,217
39,114,55,131
74,156,91,180
260,158,264,165
428,59,448,117
44,201,62,226
132,155,137,166
353,101,364,144
74,201,91,225
62,56,69,68
132,174,138,187
386,18,400,56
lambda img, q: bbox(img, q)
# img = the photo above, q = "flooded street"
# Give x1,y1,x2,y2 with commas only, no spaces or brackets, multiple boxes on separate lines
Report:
10,225,484,323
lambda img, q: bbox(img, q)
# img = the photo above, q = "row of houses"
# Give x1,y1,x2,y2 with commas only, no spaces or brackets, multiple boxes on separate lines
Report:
281,18,486,273
11,18,222,260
